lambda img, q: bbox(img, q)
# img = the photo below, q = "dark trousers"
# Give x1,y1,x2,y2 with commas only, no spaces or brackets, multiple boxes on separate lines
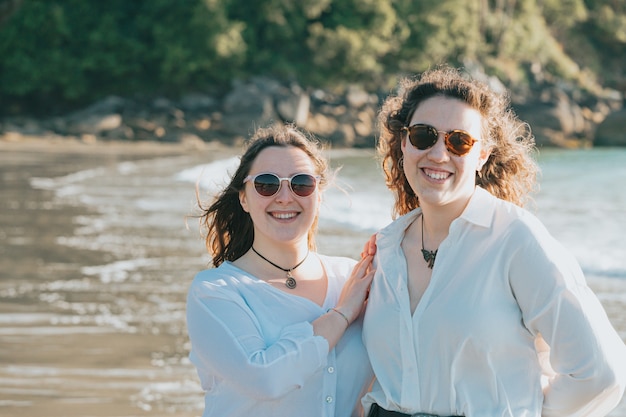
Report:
368,403,461,417
368,403,412,417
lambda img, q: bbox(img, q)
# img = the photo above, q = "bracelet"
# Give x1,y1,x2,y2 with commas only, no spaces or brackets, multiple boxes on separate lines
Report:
328,308,350,327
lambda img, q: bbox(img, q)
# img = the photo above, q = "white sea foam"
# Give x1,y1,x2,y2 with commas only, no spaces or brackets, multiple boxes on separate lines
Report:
174,156,240,194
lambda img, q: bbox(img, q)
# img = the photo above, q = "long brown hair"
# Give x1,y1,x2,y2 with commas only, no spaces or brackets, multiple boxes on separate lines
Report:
377,66,539,217
196,124,330,267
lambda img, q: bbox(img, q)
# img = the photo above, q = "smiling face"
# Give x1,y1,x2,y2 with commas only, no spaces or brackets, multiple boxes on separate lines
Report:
239,145,322,249
402,95,491,214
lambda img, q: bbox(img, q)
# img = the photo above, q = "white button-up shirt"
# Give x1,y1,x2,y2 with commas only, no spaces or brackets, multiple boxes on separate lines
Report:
187,254,373,417
362,187,626,417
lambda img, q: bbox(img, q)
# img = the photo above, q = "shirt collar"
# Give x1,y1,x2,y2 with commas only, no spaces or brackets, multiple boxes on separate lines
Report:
377,208,421,247
459,186,496,229
377,187,496,245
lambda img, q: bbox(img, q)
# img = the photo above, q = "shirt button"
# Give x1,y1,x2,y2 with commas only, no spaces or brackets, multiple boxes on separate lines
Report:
326,396,333,403
327,366,335,373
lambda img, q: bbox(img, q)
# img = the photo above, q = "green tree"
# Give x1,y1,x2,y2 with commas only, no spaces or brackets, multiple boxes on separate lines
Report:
224,0,402,88
0,0,245,113
0,0,623,116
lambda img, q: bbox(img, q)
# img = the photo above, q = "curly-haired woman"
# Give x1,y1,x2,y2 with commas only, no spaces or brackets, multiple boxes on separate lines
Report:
362,66,626,417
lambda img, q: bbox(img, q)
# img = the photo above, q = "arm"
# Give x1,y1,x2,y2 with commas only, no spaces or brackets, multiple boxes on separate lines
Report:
187,286,329,400
509,229,626,417
186,255,374,400
313,255,374,348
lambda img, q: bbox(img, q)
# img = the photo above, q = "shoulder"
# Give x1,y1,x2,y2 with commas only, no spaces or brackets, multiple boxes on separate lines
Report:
188,262,250,300
489,199,576,265
317,253,357,271
466,188,545,237
317,253,357,278
378,209,420,243
464,190,560,252
492,199,549,240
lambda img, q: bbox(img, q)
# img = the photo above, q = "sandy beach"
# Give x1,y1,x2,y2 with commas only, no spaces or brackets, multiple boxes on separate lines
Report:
0,137,234,417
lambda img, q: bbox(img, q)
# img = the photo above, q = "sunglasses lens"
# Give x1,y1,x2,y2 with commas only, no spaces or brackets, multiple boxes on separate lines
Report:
407,124,476,156
408,125,438,150
253,174,280,196
290,174,317,197
447,131,474,156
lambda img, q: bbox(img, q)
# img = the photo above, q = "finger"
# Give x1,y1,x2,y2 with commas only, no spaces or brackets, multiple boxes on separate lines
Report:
366,234,377,255
365,270,375,284
354,255,373,277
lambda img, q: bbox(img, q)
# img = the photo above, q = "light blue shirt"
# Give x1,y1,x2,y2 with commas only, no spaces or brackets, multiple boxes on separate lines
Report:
363,187,626,417
187,254,373,417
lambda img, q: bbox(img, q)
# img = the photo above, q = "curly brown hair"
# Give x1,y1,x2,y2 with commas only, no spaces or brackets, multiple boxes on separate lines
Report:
377,66,539,217
196,124,330,267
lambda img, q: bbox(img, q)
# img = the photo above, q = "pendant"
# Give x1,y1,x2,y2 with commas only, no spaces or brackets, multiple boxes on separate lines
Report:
285,271,297,289
421,249,437,269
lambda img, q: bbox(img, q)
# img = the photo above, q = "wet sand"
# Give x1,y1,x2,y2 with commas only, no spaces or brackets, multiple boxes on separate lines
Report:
0,137,226,417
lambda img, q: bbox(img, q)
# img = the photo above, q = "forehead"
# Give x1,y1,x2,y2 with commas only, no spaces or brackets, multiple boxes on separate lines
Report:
249,145,316,174
409,96,483,134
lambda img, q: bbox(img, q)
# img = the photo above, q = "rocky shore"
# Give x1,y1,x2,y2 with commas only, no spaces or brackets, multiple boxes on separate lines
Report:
2,73,625,149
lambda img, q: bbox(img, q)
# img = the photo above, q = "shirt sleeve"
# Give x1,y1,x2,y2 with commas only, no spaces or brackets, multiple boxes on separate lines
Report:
186,278,329,400
508,222,626,417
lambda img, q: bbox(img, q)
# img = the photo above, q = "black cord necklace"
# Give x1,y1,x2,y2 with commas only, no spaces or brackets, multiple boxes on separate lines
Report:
421,215,438,269
251,247,309,289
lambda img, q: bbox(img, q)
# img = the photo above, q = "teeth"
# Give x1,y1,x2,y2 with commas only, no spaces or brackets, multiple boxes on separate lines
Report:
273,212,297,219
426,171,449,180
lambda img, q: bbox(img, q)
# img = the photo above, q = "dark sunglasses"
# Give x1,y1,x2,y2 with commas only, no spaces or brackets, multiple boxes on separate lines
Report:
404,124,478,156
243,173,320,197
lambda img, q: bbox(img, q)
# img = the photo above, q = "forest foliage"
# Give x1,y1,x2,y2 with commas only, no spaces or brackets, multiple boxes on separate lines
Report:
0,0,624,115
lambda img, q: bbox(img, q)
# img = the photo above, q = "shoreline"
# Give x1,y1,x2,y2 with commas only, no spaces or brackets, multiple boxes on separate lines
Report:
0,138,220,417
0,133,230,155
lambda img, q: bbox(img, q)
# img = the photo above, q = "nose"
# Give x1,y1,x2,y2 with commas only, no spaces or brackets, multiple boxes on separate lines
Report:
427,133,451,162
274,179,294,202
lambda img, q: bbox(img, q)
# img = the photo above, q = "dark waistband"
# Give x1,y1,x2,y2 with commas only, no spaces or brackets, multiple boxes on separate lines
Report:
368,403,462,417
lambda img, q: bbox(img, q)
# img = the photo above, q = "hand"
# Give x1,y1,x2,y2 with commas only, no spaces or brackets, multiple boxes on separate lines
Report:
360,233,377,258
335,255,375,324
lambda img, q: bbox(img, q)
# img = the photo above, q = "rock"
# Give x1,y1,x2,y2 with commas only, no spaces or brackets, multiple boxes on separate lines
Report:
346,85,374,109
595,109,626,146
67,96,126,120
327,124,356,147
66,114,122,136
221,81,277,136
275,91,310,126
3,74,622,149
514,91,588,147
179,93,217,112
304,113,339,137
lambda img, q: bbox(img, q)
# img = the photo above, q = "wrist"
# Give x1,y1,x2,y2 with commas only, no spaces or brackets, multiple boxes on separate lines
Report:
328,307,350,327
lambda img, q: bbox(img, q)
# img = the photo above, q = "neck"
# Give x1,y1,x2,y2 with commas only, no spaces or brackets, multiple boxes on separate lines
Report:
250,239,310,267
250,243,311,289
419,208,452,245
420,196,472,242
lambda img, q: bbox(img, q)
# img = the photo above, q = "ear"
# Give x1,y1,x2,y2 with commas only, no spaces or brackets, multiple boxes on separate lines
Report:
239,189,250,213
477,144,492,171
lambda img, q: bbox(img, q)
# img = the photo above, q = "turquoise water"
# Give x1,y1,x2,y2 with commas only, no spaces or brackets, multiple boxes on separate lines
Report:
534,148,626,281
